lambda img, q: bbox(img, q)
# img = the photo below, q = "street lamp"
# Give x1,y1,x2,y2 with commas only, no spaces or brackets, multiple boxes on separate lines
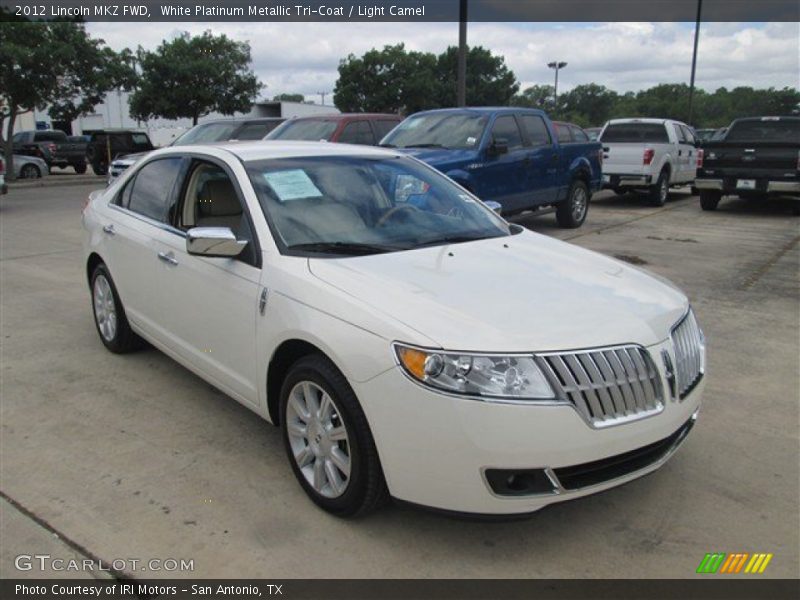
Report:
547,61,568,107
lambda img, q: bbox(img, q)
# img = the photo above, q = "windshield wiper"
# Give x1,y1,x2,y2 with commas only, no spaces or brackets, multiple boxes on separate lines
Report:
416,234,497,248
287,242,402,256
401,143,446,149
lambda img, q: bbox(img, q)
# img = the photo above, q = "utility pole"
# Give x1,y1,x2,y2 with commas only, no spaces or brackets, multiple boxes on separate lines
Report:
688,0,703,125
547,61,568,109
317,91,329,105
457,0,468,107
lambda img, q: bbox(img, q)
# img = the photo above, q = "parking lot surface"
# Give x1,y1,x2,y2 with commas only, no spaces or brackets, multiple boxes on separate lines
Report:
1,183,798,578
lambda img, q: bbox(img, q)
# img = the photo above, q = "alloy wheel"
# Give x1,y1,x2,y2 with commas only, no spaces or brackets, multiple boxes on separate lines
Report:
285,381,352,498
93,274,117,342
571,186,588,221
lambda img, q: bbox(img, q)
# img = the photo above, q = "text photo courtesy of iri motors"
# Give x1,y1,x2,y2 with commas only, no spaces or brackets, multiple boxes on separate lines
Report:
0,1,798,599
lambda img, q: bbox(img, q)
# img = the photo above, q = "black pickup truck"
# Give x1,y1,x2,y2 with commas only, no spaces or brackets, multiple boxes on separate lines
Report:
12,129,88,173
695,116,799,212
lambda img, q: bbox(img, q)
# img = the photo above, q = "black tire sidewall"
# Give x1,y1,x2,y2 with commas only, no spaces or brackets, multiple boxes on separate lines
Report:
650,172,669,206
279,356,373,516
90,264,130,353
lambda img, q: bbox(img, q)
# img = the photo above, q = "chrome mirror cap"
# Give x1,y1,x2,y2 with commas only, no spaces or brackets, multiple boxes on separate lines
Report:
186,227,247,258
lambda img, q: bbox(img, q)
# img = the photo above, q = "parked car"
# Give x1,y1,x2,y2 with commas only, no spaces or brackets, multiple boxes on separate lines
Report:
266,114,403,145
585,127,603,141
12,154,50,179
380,107,603,228
695,116,800,212
85,130,155,177
599,118,698,205
0,157,6,194
82,141,704,517
12,129,87,173
107,118,286,184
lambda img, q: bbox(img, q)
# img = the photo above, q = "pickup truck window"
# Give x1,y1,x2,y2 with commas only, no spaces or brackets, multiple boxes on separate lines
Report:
519,115,551,146
269,119,339,142
680,125,696,145
382,113,488,150
339,121,374,145
35,131,68,143
725,120,800,142
601,123,669,143
555,125,571,144
672,124,687,143
570,126,589,142
491,116,524,151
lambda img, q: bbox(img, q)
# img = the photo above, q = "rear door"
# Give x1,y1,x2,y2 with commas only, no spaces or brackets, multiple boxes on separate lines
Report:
670,123,694,182
679,125,698,182
480,114,529,211
519,114,558,205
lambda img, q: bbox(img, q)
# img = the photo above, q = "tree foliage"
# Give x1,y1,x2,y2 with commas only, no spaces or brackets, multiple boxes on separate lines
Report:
130,31,262,125
273,93,305,102
333,44,517,114
0,21,132,177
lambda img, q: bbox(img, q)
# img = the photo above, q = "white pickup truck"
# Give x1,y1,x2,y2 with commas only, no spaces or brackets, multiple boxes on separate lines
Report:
599,118,698,205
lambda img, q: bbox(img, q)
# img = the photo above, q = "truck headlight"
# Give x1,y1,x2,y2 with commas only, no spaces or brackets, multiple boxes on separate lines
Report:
394,344,556,401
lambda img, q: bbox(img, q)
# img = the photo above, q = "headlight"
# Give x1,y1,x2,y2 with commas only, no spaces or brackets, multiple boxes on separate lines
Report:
394,344,556,401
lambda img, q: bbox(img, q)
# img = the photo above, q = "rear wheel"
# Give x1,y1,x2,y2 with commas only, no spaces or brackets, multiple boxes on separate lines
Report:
556,180,590,228
699,190,721,211
73,162,87,174
280,354,388,517
91,161,108,176
90,263,142,353
649,170,670,206
20,164,41,179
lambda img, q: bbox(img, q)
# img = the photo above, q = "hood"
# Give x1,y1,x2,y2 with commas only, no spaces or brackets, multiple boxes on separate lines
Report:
395,147,478,169
113,151,151,164
308,232,688,352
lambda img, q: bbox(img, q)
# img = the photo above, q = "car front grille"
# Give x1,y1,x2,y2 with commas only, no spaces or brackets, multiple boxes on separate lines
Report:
671,310,704,399
535,345,664,428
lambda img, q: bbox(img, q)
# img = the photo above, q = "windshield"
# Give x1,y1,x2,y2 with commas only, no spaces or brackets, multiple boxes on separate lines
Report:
381,113,488,149
172,122,241,145
600,123,669,143
245,155,510,256
725,119,800,142
266,120,339,142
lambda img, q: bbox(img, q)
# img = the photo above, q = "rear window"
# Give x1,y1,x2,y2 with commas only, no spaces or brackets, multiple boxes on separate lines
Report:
233,121,282,140
35,131,68,143
601,123,669,143
267,119,339,142
173,122,240,145
725,119,800,142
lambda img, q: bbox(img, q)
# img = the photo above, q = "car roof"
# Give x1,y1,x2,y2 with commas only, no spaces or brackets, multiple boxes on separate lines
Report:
606,118,678,125
153,140,401,162
287,113,401,121
199,117,285,124
411,107,547,117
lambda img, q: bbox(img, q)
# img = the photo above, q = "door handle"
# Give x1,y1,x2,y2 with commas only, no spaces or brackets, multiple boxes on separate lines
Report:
157,251,179,266
102,224,115,236
678,150,683,156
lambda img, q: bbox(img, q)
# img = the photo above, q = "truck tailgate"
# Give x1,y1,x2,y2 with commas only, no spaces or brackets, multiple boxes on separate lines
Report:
602,144,645,175
704,144,797,176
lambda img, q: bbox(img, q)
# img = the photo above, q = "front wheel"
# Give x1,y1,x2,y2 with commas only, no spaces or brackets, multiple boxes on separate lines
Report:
699,190,721,211
280,355,388,517
73,162,87,174
20,164,41,179
91,161,108,176
556,180,590,228
90,263,142,353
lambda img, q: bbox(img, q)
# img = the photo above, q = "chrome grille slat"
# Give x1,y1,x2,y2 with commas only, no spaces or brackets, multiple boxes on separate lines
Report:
538,345,664,428
670,310,704,399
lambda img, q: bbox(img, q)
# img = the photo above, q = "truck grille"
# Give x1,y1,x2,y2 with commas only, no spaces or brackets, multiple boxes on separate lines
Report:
535,345,664,428
671,310,704,399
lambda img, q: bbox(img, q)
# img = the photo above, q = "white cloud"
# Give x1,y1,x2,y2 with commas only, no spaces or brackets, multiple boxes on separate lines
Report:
87,21,800,101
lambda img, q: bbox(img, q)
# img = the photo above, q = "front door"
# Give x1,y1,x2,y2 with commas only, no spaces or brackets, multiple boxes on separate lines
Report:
480,115,529,212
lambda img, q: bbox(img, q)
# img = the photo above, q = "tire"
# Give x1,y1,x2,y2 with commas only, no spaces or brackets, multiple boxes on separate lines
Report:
90,263,142,353
556,180,590,228
648,170,670,206
91,161,108,176
73,162,87,174
280,354,388,517
611,186,625,195
19,164,41,179
699,190,721,211
690,186,699,196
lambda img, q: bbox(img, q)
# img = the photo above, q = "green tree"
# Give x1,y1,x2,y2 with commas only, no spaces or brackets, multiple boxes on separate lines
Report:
333,44,438,114
130,31,262,126
435,46,519,107
559,84,619,127
0,21,132,178
511,84,556,111
273,93,305,103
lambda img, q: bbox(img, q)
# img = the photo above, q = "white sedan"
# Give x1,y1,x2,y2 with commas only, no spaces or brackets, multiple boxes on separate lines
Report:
82,141,705,517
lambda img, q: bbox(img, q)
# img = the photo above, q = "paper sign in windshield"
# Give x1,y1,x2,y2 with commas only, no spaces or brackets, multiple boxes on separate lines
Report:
263,169,323,201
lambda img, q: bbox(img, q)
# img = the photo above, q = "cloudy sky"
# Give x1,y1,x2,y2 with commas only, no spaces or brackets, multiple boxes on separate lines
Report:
87,21,799,103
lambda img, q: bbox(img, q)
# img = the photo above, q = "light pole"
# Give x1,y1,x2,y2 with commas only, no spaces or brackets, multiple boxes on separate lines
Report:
688,0,703,125
547,61,568,109
457,0,468,107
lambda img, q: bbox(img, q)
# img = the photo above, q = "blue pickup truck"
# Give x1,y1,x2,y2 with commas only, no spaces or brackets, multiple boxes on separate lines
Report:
380,107,603,228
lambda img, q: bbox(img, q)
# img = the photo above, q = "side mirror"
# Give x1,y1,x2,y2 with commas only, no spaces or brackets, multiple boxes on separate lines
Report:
484,200,503,215
488,138,509,156
186,227,247,258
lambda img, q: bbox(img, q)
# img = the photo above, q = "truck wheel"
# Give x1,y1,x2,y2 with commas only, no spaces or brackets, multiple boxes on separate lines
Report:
20,164,41,179
92,161,108,176
73,162,87,174
556,180,590,228
611,186,625,195
649,171,669,206
699,190,721,211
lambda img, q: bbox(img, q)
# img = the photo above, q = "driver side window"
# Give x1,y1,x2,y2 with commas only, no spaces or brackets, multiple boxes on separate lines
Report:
179,161,258,267
490,116,524,151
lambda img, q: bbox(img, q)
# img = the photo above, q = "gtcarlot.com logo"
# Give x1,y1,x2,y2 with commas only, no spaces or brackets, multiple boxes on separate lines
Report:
696,552,773,574
15,554,194,573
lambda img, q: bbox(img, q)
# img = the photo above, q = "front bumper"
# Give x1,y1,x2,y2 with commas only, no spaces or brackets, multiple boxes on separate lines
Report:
355,339,703,515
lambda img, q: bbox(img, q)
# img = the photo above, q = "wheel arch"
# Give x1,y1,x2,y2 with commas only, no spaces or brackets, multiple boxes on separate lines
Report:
86,252,105,286
267,338,330,426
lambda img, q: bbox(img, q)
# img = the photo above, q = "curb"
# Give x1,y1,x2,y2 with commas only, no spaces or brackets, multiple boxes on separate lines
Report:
7,176,107,190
